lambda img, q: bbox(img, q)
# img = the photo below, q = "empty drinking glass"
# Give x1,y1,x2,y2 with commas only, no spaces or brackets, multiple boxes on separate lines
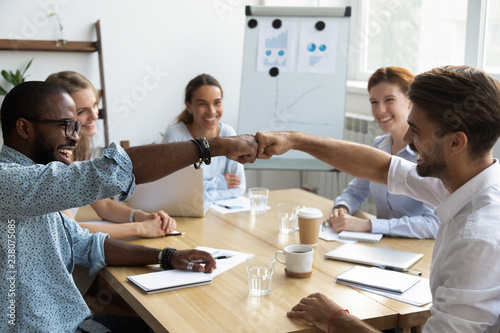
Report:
277,203,299,233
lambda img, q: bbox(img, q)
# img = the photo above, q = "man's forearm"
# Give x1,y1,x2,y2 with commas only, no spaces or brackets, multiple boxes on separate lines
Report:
104,238,159,266
126,136,256,184
126,141,200,184
290,132,391,185
334,311,380,333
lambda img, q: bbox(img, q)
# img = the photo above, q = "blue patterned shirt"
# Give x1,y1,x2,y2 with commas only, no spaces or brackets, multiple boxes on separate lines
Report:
0,143,135,332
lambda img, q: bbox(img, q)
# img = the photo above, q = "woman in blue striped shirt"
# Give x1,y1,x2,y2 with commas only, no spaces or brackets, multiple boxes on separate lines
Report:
327,67,440,239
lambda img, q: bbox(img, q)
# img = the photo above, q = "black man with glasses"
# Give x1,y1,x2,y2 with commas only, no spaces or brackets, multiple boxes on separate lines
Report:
0,81,257,332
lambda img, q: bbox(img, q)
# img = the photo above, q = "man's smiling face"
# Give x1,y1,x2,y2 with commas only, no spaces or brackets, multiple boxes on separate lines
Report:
404,103,448,179
29,93,80,165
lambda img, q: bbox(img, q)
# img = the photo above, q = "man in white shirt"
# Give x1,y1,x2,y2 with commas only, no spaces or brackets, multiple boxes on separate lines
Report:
255,65,500,332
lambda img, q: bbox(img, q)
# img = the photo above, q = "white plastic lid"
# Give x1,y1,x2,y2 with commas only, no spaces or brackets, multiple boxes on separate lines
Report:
298,207,323,219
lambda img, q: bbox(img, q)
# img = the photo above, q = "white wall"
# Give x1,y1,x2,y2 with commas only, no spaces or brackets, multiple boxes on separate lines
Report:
0,0,369,191
0,0,264,144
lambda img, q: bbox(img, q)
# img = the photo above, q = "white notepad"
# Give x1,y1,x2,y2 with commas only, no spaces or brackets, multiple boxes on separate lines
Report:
338,231,383,243
128,270,212,294
338,278,432,307
336,266,421,293
127,247,253,294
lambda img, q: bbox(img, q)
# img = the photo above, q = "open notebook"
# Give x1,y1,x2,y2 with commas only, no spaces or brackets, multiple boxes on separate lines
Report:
127,166,210,217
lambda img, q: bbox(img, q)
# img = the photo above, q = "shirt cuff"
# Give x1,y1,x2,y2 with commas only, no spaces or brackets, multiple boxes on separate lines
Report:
89,232,109,276
103,142,136,202
370,218,389,235
332,199,353,213
387,156,410,195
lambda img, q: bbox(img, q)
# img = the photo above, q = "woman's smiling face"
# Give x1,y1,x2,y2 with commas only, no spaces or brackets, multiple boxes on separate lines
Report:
71,87,99,137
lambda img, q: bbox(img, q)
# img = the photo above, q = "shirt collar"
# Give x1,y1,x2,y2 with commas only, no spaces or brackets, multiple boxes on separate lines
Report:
377,134,392,150
435,159,500,223
376,134,416,157
0,145,35,166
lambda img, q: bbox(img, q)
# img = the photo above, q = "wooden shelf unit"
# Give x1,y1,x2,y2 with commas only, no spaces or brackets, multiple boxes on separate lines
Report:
0,20,109,146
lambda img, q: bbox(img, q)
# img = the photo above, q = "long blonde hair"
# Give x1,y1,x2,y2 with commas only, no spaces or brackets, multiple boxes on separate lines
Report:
45,71,98,161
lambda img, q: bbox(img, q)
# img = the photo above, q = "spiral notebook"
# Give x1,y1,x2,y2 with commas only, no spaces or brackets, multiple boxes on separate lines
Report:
338,231,383,243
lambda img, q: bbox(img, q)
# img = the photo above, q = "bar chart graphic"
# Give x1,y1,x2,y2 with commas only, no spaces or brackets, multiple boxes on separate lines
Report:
257,21,295,72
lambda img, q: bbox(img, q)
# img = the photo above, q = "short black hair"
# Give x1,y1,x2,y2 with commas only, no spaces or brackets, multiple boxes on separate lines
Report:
1,81,68,140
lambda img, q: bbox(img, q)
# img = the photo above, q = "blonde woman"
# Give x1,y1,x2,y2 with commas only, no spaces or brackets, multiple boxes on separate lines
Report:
46,71,176,239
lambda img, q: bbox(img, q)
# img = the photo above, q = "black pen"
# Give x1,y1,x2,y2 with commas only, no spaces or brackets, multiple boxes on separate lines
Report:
163,232,185,237
189,256,232,263
375,265,422,276
216,204,243,209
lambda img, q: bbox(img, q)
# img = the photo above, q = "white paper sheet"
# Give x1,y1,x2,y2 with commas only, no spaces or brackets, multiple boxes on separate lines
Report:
211,197,271,215
297,21,338,74
257,20,296,73
195,246,254,278
211,197,251,214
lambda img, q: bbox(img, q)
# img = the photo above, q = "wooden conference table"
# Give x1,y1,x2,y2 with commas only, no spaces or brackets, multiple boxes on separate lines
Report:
78,189,433,333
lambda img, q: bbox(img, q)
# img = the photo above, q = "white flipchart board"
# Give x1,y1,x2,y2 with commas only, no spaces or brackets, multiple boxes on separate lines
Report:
238,6,351,170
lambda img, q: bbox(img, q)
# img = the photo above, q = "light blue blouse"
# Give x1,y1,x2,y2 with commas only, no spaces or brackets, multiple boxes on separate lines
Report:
162,122,246,202
334,134,440,239
0,143,135,332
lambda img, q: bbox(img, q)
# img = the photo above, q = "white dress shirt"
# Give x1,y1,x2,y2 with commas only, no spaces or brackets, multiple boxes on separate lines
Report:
334,134,440,238
388,156,500,332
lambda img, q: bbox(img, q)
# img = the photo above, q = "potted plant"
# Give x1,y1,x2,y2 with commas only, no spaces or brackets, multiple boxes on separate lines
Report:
0,58,34,95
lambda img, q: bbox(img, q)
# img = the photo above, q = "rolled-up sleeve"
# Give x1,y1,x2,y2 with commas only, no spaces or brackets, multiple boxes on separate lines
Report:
387,156,447,207
0,143,136,216
63,214,109,275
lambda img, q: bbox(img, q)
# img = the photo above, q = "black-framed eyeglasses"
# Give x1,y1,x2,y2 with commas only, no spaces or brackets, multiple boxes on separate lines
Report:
24,118,82,137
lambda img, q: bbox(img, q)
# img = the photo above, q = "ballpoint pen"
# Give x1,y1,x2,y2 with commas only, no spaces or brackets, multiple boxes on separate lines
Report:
215,204,243,209
163,232,185,237
376,265,422,276
321,221,327,231
189,256,233,263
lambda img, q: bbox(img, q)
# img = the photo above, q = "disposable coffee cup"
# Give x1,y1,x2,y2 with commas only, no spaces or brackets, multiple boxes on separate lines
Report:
298,207,323,246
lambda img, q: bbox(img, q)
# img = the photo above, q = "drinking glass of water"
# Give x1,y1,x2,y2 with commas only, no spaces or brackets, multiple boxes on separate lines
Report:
248,188,269,215
277,203,299,233
246,255,275,296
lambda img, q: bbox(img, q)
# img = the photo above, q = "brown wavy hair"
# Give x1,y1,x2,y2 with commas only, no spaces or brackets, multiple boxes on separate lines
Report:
176,74,223,124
